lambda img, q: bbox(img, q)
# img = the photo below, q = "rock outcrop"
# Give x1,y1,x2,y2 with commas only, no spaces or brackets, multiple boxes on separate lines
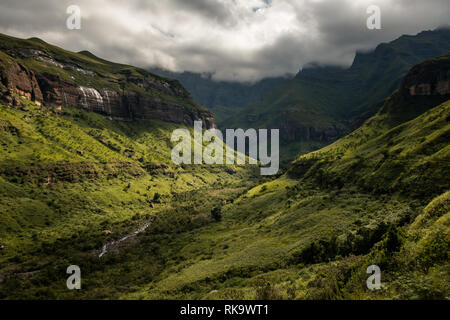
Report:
0,35,214,129
279,121,339,142
403,52,450,96
0,60,43,102
31,70,215,128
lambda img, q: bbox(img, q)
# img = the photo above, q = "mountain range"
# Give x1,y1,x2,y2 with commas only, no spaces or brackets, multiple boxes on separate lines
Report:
147,67,289,127
0,30,448,300
0,34,214,129
151,28,450,166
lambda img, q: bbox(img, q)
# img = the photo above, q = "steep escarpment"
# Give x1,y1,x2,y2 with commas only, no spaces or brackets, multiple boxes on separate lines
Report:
0,52,43,103
224,28,450,163
148,67,289,127
278,120,340,142
377,52,450,125
289,51,450,200
0,34,214,128
403,52,450,96
118,54,449,300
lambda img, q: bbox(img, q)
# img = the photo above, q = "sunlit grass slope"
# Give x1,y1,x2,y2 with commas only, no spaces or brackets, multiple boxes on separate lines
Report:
0,97,259,299
123,97,449,300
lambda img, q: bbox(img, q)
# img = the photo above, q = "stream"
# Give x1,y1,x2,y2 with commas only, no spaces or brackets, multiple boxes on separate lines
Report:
98,219,152,258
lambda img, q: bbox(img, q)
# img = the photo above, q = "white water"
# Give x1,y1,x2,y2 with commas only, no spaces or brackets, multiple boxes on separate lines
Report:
63,91,68,106
79,86,89,109
104,90,112,118
98,220,152,258
91,88,104,111
79,86,104,111
99,244,107,258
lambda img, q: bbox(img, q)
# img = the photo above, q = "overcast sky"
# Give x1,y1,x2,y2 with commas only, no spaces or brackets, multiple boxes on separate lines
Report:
0,0,449,82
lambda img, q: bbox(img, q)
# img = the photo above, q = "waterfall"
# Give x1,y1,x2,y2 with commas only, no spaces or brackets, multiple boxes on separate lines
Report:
79,86,104,112
90,88,104,112
104,90,112,119
79,86,89,109
62,91,68,106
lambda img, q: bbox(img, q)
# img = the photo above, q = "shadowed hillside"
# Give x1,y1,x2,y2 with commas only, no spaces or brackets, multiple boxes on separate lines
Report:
225,28,450,165
0,37,448,301
120,52,449,300
0,33,214,128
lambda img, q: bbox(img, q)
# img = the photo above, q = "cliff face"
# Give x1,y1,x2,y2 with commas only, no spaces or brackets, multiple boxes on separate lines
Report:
243,112,341,143
278,121,339,142
403,52,450,96
0,34,214,129
0,59,43,102
226,29,450,151
373,51,450,127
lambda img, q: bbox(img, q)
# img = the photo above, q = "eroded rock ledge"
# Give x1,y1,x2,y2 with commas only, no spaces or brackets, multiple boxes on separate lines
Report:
403,52,450,96
0,45,214,129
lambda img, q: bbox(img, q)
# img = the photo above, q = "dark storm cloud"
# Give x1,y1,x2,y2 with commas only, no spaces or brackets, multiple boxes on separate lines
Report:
0,0,449,82
172,0,234,23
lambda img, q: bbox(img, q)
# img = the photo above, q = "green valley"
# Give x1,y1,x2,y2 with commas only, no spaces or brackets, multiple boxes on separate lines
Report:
223,28,450,165
123,56,450,299
0,33,448,301
0,98,259,299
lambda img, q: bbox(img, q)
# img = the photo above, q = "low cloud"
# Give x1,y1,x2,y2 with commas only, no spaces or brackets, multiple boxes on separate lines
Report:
0,0,449,82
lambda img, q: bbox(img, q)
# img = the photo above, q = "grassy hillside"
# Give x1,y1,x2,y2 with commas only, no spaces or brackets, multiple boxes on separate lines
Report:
0,96,259,299
0,38,448,301
120,98,448,300
224,28,450,164
289,96,450,199
0,33,208,117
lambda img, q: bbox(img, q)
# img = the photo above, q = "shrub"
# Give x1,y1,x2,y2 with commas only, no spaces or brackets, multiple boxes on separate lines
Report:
153,192,161,203
211,207,222,222
417,229,449,270
255,281,283,300
423,191,450,219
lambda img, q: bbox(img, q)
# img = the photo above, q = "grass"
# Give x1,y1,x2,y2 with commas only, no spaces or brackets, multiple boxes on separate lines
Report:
0,33,207,114
0,98,260,299
0,40,448,300
120,92,449,300
223,29,450,164
0,93,448,299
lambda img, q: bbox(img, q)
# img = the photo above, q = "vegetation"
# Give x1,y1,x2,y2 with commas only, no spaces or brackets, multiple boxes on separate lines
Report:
223,28,450,164
0,33,206,114
211,207,222,222
0,34,448,301
148,68,288,128
0,98,259,299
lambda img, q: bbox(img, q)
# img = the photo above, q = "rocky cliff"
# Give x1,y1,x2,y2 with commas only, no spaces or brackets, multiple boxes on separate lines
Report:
278,121,339,142
0,34,214,129
403,52,450,96
225,29,450,152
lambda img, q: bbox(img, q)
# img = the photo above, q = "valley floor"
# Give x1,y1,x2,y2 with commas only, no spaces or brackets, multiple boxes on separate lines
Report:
0,97,448,300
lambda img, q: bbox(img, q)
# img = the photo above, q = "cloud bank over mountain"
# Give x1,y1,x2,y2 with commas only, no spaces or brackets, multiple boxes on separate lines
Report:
0,0,449,82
